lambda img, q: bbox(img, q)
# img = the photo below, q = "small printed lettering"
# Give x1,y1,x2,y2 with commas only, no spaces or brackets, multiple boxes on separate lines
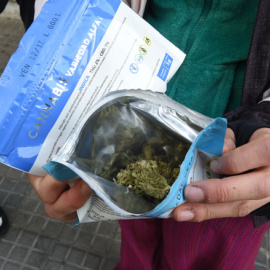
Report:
19,64,31,77
28,77,67,139
28,40,44,61
79,76,90,91
37,112,49,123
47,14,61,30
66,17,103,77
87,19,102,39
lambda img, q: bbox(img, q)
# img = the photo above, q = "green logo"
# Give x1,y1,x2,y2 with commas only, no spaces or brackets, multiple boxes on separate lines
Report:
139,45,147,55
143,36,151,46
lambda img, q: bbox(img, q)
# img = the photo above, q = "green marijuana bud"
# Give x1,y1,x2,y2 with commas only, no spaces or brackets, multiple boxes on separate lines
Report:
77,102,190,205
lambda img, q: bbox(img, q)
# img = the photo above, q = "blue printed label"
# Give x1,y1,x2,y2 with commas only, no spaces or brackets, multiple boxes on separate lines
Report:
0,0,121,173
157,53,173,82
0,0,186,176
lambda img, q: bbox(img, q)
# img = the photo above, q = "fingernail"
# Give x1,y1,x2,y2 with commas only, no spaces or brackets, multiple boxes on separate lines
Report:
210,158,220,172
185,186,205,202
224,139,233,148
177,210,194,221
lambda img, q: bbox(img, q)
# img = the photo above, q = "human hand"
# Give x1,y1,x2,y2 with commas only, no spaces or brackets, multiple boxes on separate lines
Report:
27,174,92,222
173,127,270,222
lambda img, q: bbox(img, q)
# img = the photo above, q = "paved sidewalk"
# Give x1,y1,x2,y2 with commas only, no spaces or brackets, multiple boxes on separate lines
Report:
0,3,269,270
0,164,121,270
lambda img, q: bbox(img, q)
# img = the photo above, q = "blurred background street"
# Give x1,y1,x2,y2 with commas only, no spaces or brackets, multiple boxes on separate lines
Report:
0,1,269,270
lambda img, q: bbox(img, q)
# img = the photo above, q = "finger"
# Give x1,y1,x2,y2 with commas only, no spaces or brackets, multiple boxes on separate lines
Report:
27,173,69,204
184,167,270,203
249,128,270,141
210,134,270,175
173,197,270,222
222,128,236,154
44,179,92,220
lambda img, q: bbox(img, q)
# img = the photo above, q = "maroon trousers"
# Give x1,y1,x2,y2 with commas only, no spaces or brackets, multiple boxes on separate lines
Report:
115,217,270,270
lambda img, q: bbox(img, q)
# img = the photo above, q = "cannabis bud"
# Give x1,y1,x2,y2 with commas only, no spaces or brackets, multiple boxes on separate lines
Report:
76,101,191,205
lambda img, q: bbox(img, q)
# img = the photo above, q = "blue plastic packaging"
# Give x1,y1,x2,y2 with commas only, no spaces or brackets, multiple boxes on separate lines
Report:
0,0,185,175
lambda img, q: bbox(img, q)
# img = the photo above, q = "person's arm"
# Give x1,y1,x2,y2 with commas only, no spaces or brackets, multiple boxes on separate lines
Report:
225,0,270,217
173,0,270,222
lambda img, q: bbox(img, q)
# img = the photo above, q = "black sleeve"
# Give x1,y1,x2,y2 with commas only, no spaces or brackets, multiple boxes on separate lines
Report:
224,0,270,219
227,120,270,217
241,0,270,108
224,0,270,126
16,0,35,30
0,0,8,14
227,120,270,147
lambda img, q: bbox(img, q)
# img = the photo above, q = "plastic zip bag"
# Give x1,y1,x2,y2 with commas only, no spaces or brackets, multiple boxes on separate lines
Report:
44,90,227,222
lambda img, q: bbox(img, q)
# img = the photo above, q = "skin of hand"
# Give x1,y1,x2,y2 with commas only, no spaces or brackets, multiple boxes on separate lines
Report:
173,127,270,222
27,174,92,222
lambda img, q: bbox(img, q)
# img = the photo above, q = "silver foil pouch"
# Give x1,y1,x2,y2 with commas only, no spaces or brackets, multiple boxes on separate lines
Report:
43,90,227,222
